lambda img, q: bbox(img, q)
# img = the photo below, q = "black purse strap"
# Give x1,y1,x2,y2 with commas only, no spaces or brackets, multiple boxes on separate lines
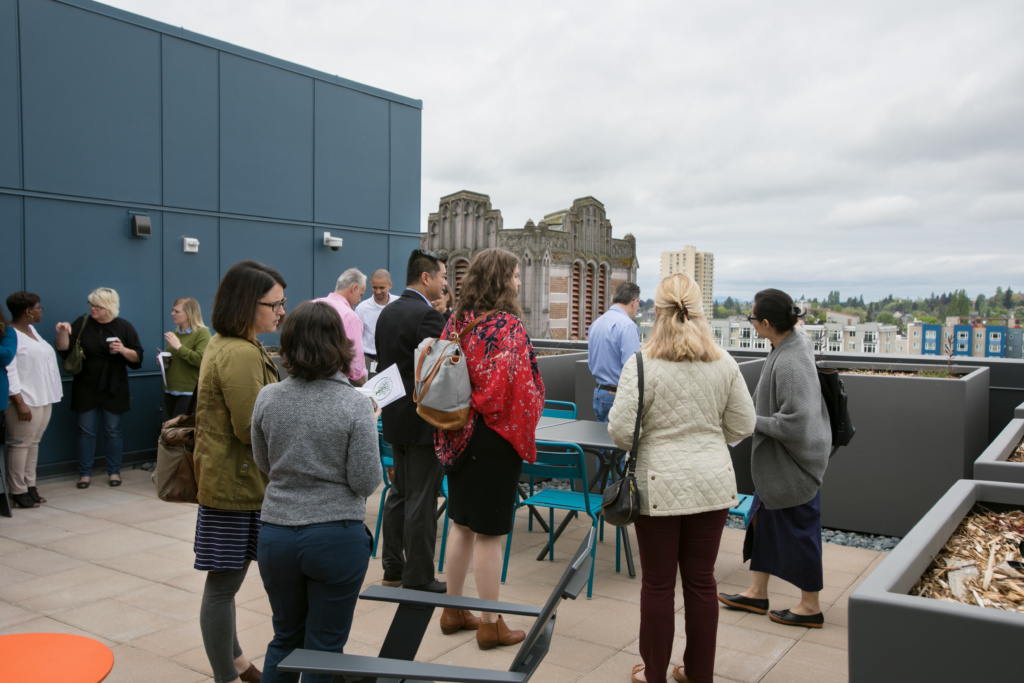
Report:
74,316,88,344
625,350,644,476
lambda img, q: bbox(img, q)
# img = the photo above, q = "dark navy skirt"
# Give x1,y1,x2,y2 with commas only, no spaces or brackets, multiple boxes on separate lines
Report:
194,504,262,572
742,491,823,592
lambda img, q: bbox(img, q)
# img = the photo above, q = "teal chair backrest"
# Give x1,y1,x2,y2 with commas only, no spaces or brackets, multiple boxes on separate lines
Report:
542,400,577,420
523,441,594,512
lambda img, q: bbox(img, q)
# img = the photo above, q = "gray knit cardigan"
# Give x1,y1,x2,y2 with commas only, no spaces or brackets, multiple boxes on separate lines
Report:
751,330,831,509
251,372,382,526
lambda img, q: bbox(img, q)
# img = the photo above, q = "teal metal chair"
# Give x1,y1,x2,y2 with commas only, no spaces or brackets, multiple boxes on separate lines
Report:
437,476,450,572
502,440,621,598
541,400,577,419
371,425,394,558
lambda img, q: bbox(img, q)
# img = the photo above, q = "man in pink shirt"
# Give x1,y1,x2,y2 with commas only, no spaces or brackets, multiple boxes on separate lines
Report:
312,268,368,386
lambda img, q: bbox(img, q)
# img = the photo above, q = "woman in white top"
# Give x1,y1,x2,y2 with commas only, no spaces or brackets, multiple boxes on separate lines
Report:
5,292,63,508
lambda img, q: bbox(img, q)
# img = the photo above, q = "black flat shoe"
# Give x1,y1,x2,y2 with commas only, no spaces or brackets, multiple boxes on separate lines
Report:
406,580,447,593
27,487,46,504
769,608,824,628
76,479,90,489
718,592,769,614
11,492,40,508
108,476,122,487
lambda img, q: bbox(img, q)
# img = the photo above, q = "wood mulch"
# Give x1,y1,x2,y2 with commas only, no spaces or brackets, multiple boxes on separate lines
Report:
1009,437,1024,463
838,369,962,378
911,507,1024,612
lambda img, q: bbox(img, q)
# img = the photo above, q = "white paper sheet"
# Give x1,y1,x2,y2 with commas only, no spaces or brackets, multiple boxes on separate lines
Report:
156,350,172,387
355,363,406,409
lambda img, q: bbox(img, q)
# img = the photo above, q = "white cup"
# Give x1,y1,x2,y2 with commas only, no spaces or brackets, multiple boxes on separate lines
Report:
106,337,120,353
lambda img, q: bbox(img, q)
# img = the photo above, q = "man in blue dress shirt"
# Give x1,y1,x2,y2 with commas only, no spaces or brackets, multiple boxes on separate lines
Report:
587,282,641,422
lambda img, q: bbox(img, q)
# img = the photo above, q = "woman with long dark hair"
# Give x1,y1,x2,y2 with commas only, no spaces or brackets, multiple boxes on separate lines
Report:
252,301,381,681
434,248,545,650
718,288,831,629
193,260,286,683
610,274,755,683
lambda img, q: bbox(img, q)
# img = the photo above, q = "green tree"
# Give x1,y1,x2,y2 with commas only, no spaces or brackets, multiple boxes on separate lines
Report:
723,296,735,311
1005,287,1014,308
877,312,895,325
919,315,939,324
947,289,970,318
975,293,986,313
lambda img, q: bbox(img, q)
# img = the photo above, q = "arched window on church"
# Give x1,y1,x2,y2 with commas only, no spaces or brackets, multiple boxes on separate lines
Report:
452,259,469,304
597,264,608,316
585,262,596,332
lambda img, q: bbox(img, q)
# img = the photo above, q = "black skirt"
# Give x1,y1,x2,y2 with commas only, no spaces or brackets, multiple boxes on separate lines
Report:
742,490,823,592
446,419,524,536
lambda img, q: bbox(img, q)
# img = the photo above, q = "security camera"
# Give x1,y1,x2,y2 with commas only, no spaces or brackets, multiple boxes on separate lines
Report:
323,233,344,251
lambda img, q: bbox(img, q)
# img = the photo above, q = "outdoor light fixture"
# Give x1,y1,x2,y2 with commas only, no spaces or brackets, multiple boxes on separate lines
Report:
183,237,199,253
323,231,344,251
129,212,151,238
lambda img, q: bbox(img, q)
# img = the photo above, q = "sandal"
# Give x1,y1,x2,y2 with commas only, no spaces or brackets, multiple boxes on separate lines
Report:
108,475,122,487
28,487,46,504
11,492,40,508
76,478,90,489
630,663,645,683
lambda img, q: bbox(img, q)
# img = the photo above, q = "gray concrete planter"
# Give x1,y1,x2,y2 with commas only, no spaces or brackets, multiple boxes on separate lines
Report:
1016,399,1024,420
818,362,989,537
974,418,1024,485
848,479,1024,682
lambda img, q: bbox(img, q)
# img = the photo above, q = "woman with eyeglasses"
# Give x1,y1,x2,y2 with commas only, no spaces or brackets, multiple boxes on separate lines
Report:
4,292,63,508
193,260,286,683
162,297,211,421
718,289,831,630
55,287,143,488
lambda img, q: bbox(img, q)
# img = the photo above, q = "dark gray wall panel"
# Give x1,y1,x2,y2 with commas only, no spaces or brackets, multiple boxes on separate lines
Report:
162,36,219,210
220,54,313,221
219,219,315,344
314,83,389,228
0,0,21,189
0,195,23,296
162,213,220,332
312,228,389,300
389,103,421,233
20,0,161,203
388,234,424,290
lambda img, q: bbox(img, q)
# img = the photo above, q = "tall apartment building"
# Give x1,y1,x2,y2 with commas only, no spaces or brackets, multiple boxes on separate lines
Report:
660,247,714,314
420,191,638,340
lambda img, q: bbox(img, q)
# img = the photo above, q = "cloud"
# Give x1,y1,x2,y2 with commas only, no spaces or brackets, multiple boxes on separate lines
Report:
825,196,920,229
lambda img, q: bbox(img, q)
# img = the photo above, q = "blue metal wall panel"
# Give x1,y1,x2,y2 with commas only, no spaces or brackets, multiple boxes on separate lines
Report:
312,228,389,300
389,103,422,233
389,234,425,289
219,219,315,345
161,213,220,336
0,0,21,189
220,54,314,221
953,325,972,356
985,327,1006,358
20,0,161,203
162,36,219,210
0,195,23,295
922,324,942,355
314,82,389,229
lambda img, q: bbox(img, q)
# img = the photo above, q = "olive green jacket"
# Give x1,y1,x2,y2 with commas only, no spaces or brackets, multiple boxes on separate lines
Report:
194,334,279,510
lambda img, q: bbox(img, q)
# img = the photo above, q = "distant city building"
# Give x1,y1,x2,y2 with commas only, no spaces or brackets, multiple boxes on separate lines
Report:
421,191,638,340
660,246,714,315
709,317,902,355
906,317,1019,358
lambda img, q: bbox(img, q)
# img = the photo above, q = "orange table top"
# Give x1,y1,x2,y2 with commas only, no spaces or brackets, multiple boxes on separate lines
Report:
0,633,114,682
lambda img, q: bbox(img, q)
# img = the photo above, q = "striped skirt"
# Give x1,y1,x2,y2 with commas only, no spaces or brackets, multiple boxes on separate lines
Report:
193,504,261,572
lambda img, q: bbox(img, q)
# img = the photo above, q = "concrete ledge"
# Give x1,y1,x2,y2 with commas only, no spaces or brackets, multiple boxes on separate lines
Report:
974,418,1024,484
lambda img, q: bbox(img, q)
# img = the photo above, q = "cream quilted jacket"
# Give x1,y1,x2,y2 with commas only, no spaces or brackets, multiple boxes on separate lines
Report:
608,351,756,516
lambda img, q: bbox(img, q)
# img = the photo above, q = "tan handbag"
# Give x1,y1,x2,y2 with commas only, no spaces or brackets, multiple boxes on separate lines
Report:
152,392,199,504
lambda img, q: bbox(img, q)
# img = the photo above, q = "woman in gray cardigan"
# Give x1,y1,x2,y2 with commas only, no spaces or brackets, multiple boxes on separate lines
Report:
718,289,831,629
251,302,382,681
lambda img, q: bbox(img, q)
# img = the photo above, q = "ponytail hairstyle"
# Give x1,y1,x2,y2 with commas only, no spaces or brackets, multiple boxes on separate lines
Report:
643,273,723,362
752,288,804,333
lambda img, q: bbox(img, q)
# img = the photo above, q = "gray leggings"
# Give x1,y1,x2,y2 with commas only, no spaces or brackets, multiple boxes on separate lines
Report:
200,562,249,682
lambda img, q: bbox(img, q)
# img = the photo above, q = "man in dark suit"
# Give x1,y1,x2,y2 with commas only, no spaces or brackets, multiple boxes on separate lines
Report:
375,249,448,592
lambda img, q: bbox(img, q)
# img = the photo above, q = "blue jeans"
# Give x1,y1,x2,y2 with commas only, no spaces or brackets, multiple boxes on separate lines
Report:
593,387,616,423
258,520,373,682
77,407,123,477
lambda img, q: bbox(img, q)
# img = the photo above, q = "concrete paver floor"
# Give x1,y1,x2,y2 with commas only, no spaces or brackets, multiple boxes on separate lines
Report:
0,469,882,682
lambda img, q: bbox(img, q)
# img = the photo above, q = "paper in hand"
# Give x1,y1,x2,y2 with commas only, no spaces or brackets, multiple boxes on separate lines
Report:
156,349,172,387
355,363,405,409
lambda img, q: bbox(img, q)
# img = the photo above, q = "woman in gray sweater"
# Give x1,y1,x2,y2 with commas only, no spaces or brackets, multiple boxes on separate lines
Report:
251,301,381,682
718,289,831,629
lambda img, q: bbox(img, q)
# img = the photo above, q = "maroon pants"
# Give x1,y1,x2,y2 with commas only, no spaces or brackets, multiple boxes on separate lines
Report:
634,509,728,683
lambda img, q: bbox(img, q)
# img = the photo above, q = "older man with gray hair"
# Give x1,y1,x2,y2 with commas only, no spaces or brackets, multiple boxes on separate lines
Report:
312,268,368,386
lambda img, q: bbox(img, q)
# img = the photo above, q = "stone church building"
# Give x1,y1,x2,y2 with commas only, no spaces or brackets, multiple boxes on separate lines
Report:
420,190,638,340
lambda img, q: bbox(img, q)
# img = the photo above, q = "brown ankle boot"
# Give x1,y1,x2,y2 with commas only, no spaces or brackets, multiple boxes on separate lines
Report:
439,608,481,635
476,615,525,650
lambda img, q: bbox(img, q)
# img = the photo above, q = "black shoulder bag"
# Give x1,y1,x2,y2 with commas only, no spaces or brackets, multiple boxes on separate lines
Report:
601,350,644,527
63,317,88,375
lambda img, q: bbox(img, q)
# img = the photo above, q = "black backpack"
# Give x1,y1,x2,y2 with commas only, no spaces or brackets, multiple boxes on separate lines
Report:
817,366,855,458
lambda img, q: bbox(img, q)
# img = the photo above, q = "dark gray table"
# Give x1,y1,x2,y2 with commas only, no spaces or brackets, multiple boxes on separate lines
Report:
534,419,636,577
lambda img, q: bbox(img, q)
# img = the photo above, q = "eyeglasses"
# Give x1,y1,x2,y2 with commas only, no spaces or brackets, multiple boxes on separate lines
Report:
88,302,106,310
746,314,761,324
258,298,287,313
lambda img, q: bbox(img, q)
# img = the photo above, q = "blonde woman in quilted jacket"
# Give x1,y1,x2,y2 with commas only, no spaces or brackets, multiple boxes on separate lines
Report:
609,273,755,683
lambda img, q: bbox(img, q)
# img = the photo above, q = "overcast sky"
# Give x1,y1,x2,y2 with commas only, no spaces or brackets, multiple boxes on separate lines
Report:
102,0,1024,303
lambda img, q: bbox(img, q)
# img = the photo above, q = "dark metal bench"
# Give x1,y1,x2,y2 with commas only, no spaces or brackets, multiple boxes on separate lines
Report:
278,527,596,682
